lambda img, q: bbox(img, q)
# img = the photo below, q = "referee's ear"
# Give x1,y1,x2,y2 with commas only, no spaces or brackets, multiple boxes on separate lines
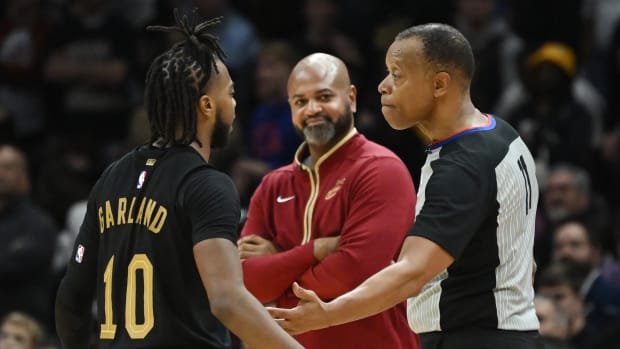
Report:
432,72,450,98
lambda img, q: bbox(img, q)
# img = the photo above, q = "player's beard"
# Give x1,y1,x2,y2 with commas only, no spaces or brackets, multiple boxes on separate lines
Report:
298,104,353,146
211,110,232,149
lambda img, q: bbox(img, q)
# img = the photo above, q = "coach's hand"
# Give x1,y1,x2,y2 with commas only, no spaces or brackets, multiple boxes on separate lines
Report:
237,234,280,259
267,282,331,335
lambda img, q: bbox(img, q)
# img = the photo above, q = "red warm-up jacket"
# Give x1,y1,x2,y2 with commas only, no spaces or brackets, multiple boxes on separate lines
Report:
241,129,420,349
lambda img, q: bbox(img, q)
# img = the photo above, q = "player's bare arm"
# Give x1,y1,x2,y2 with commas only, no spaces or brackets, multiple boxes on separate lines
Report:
194,238,303,349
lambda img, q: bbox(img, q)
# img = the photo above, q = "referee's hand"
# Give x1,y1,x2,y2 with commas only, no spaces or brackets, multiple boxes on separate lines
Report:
267,282,331,335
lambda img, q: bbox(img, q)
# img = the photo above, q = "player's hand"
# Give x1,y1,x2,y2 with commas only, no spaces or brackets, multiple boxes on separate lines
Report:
237,234,280,259
312,236,340,261
267,282,331,335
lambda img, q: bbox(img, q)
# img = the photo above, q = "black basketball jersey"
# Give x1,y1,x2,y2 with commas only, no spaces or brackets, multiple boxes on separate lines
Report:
61,145,240,349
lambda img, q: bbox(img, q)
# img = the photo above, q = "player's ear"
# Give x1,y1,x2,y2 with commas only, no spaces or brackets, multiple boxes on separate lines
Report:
197,94,215,121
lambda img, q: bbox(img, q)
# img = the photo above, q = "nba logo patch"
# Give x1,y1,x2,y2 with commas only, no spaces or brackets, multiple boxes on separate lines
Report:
137,170,147,189
75,244,85,263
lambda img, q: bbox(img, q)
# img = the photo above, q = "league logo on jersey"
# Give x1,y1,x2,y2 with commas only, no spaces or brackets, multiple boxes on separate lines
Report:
75,244,85,263
137,170,147,189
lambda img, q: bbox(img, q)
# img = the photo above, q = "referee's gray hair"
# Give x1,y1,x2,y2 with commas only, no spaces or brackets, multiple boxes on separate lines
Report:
549,163,591,197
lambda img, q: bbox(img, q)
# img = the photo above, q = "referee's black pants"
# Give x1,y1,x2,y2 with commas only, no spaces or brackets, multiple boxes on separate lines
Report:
419,328,541,349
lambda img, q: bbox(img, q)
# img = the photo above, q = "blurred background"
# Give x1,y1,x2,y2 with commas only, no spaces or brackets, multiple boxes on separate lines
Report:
1,0,620,348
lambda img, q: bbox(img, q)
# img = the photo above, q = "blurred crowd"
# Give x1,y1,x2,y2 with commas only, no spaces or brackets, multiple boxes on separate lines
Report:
1,0,620,348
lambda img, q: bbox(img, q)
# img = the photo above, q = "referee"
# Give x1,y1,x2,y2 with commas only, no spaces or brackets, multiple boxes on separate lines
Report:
269,23,540,349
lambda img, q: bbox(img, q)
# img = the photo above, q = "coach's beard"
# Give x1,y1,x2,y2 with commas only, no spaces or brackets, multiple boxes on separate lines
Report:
301,105,353,146
303,118,336,146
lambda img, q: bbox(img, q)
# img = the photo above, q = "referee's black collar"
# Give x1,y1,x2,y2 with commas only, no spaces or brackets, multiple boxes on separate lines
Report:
427,114,496,150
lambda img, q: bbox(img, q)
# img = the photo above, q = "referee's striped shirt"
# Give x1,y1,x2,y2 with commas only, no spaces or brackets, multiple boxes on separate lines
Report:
407,115,539,333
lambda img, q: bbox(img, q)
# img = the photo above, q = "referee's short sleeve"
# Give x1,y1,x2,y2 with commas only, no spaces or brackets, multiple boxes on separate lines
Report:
181,169,241,245
409,154,491,260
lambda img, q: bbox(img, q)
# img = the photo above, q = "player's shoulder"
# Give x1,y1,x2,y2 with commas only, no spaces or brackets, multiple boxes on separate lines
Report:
185,164,234,189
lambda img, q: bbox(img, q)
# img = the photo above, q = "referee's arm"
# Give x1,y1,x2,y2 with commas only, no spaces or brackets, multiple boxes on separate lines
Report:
270,235,454,334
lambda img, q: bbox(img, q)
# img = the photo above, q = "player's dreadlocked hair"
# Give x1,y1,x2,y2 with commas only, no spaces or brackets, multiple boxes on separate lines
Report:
145,8,227,146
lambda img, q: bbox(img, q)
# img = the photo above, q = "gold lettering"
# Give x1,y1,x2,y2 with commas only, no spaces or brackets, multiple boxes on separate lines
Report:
117,198,127,225
135,198,147,225
127,197,136,224
97,196,167,235
149,207,167,233
142,199,157,227
98,206,104,233
105,200,115,229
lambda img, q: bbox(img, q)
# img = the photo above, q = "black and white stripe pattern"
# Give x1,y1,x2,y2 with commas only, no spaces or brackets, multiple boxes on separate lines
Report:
407,116,539,333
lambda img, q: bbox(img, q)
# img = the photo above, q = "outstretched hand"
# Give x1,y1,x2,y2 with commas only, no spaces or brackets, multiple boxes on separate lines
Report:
267,282,331,335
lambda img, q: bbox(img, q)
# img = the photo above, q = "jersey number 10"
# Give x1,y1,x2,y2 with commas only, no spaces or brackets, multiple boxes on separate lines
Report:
100,254,155,339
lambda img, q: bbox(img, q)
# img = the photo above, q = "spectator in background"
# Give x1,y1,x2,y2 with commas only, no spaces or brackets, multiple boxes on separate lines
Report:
506,0,594,63
0,0,50,146
51,200,86,281
189,0,260,118
500,42,601,175
232,0,301,40
245,41,300,169
552,221,620,284
43,0,135,162
578,0,620,93
590,319,620,349
535,163,611,269
31,138,95,229
597,19,620,212
0,110,16,145
551,221,620,329
537,262,597,349
543,165,607,232
0,145,57,337
535,295,574,349
230,41,300,208
192,0,259,75
606,18,620,131
0,312,44,349
453,0,522,112
295,0,365,85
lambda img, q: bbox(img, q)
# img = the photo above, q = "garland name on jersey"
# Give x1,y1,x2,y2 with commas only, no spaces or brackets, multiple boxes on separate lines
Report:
97,196,168,234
